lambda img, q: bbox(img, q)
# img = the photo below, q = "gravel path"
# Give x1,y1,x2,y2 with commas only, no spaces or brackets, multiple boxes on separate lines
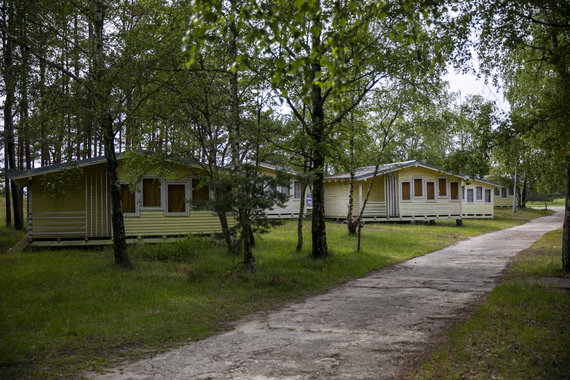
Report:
93,210,563,379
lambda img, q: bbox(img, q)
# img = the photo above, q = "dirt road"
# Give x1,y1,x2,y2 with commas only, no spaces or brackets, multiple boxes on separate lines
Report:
94,210,563,379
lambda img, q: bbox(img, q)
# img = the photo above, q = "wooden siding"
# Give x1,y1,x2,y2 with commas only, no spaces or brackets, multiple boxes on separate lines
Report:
124,210,235,236
397,166,462,218
494,194,514,207
324,181,350,218
461,181,495,218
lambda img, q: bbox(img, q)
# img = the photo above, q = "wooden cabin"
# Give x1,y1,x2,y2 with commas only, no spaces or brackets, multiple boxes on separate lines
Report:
494,186,516,207
9,156,302,247
324,160,499,223
461,178,500,218
259,162,311,219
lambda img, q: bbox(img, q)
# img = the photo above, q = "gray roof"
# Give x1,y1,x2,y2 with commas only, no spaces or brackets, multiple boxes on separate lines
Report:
8,155,110,181
325,160,460,181
325,160,499,187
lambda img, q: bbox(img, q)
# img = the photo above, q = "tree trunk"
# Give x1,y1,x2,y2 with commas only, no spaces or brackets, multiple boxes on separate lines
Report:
296,180,307,251
310,5,328,258
2,5,24,230
562,153,570,272
347,136,357,234
94,0,130,268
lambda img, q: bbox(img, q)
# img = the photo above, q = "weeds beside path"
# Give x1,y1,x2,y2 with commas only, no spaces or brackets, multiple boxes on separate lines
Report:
415,227,570,380
0,208,552,379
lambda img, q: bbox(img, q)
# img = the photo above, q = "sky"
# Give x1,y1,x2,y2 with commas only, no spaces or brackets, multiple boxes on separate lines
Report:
443,68,510,111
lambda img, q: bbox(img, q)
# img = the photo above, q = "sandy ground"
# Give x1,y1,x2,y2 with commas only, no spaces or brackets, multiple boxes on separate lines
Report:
92,209,563,380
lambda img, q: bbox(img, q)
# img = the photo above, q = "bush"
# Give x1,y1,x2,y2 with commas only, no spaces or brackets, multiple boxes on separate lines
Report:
131,234,215,263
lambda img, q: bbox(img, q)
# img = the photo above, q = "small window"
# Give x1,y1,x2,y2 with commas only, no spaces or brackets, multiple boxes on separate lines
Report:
485,188,492,203
462,186,465,200
121,184,136,214
167,183,187,214
142,178,161,208
494,188,500,196
501,187,507,198
293,181,303,199
438,178,447,197
192,178,210,201
508,187,514,196
413,178,423,197
450,182,459,200
476,186,483,201
467,188,474,203
278,184,290,195
401,181,411,201
426,181,435,201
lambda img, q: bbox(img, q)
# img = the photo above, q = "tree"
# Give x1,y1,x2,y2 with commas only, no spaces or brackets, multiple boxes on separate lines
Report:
459,0,569,269
188,0,447,258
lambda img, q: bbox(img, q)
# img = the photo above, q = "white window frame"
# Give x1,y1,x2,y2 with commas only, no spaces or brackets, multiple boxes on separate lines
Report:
425,180,436,202
494,188,500,196
400,180,412,202
120,181,140,217
484,188,492,204
412,177,424,199
437,177,448,199
292,181,303,200
449,181,460,201
466,188,475,204
141,177,164,210
475,186,483,202
164,181,190,216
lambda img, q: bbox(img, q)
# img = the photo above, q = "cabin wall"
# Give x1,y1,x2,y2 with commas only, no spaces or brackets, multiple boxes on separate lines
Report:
397,166,462,218
323,181,350,218
461,182,495,218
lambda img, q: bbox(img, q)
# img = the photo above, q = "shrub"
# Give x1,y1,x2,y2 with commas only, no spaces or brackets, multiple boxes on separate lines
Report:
131,234,215,263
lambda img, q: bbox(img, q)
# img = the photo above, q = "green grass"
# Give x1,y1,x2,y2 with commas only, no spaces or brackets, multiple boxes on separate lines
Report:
415,229,570,380
526,197,566,208
0,208,552,379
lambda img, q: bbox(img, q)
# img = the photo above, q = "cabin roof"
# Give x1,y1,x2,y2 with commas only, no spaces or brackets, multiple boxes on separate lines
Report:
324,160,500,187
325,160,460,181
8,153,298,183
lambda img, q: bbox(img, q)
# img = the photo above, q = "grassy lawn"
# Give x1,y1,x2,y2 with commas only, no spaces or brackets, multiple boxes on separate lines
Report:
0,207,552,379
526,197,566,208
414,228,570,380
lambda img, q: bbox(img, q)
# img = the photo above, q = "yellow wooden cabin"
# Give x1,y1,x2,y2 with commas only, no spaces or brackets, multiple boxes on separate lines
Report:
493,186,516,207
10,156,310,247
324,160,499,223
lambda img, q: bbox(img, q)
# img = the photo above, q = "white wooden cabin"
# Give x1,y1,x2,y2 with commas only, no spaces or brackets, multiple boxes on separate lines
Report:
324,160,499,223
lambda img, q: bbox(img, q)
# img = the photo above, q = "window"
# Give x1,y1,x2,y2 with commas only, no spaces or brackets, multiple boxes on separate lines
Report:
485,188,492,203
508,187,514,196
121,184,137,215
166,183,188,215
426,181,435,201
462,186,466,200
278,184,290,195
438,178,447,198
413,178,423,197
494,188,500,196
192,178,210,201
450,182,459,200
476,186,483,201
293,181,303,199
401,181,411,201
501,187,507,198
142,178,161,208
467,188,474,203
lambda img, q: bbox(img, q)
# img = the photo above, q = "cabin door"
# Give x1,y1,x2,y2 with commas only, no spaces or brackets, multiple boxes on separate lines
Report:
385,173,399,217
